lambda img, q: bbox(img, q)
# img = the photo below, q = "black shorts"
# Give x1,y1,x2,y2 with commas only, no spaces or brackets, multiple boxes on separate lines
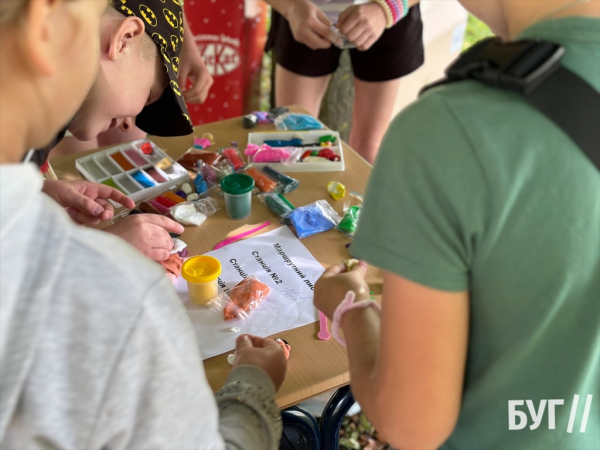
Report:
265,5,424,82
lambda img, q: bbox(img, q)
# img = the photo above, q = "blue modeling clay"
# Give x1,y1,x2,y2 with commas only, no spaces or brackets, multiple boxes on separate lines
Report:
276,113,324,131
264,138,303,147
131,171,155,188
194,173,208,194
285,200,341,239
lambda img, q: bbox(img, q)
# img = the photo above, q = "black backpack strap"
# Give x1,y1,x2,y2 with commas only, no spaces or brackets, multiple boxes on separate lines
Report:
421,37,600,170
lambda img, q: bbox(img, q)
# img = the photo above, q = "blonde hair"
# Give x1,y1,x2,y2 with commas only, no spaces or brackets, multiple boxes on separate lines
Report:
103,5,158,62
0,0,29,26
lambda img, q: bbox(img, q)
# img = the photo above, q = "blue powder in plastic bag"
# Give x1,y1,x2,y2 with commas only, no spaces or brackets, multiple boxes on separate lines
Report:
279,114,323,131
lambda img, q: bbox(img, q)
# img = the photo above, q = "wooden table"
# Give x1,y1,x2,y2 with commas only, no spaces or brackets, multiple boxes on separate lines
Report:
49,106,382,409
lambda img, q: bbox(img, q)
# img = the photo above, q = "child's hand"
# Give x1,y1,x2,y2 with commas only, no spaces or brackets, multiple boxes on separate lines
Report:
233,334,287,391
314,261,370,319
285,0,334,50
178,12,213,104
104,214,184,262
337,3,387,51
42,180,135,224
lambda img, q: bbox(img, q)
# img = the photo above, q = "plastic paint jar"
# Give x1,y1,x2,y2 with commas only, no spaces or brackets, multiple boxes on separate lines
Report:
220,173,255,220
182,255,222,306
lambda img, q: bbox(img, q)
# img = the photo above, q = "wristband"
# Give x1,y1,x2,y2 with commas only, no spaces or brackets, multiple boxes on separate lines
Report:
331,291,381,347
369,0,394,29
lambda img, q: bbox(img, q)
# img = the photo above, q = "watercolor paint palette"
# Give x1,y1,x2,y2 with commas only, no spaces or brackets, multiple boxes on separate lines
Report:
247,130,345,172
75,139,190,203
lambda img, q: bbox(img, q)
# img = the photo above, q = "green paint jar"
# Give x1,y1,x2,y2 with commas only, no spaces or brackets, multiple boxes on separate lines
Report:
220,174,255,220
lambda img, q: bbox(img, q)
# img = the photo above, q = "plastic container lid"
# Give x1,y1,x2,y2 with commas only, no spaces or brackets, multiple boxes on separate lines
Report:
181,256,222,284
220,173,255,195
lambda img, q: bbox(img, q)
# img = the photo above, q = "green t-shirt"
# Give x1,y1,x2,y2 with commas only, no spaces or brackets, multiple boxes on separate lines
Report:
352,17,600,450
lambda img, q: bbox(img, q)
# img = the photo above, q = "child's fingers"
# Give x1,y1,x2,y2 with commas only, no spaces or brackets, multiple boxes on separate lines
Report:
235,334,254,351
351,260,368,273
321,262,347,279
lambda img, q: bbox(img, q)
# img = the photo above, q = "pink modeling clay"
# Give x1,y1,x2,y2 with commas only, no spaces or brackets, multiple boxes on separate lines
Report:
244,144,292,163
194,137,213,149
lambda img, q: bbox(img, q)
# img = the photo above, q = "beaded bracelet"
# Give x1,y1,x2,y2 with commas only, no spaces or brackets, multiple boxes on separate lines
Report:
369,0,395,29
331,291,382,347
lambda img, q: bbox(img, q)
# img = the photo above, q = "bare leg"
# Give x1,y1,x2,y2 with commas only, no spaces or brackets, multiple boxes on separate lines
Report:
275,64,331,117
350,77,401,164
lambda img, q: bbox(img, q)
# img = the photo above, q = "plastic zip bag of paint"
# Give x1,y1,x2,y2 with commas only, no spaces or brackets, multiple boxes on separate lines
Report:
207,276,272,321
337,203,362,237
274,113,324,131
259,192,295,219
262,166,299,194
169,197,220,226
219,146,246,172
284,200,342,239
243,166,281,193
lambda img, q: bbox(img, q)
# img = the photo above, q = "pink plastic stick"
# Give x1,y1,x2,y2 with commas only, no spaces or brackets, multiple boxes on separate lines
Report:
317,311,331,340
213,221,271,250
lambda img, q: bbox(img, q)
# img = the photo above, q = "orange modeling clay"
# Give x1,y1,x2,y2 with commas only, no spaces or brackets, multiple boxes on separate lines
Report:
223,277,272,320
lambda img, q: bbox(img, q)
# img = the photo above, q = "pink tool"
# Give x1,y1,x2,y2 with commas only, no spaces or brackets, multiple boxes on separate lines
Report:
317,311,331,340
213,221,271,250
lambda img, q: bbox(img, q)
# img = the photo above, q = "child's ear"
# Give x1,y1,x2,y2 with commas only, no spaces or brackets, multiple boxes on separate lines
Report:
21,0,56,76
108,16,145,61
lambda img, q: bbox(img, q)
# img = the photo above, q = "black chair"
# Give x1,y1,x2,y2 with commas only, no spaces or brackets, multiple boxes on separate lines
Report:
320,386,356,450
280,405,321,450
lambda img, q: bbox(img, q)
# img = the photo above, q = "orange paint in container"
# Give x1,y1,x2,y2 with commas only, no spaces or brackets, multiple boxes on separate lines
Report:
110,152,134,171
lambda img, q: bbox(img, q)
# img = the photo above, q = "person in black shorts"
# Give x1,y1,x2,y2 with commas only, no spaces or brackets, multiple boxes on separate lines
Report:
265,0,424,163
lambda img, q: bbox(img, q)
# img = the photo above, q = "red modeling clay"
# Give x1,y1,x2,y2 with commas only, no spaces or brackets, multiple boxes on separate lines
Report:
222,147,245,171
141,142,153,155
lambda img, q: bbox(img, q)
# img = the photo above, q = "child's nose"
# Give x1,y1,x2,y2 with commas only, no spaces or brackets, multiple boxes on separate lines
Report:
119,117,134,132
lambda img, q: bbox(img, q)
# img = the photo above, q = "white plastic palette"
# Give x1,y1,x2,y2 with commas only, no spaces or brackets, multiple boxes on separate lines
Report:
75,139,190,203
247,130,345,172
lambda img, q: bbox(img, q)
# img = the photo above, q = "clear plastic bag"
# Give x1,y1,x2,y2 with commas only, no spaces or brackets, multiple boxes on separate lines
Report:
244,166,281,193
274,113,324,131
244,143,302,166
169,197,220,226
337,203,362,236
207,276,272,321
284,200,341,239
259,192,295,219
262,166,300,194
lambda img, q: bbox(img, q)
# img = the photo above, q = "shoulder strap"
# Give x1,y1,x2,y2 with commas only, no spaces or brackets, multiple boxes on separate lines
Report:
421,37,600,171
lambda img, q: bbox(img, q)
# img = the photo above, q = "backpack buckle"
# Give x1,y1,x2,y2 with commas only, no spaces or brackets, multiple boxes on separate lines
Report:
447,37,565,94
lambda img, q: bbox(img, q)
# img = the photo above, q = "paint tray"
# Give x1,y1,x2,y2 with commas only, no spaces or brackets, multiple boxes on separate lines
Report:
247,130,345,172
75,139,190,203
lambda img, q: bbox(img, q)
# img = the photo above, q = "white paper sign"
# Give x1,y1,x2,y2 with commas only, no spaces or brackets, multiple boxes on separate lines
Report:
174,227,324,359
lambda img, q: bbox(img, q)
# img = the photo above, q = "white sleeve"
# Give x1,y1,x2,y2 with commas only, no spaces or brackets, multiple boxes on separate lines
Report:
88,278,281,450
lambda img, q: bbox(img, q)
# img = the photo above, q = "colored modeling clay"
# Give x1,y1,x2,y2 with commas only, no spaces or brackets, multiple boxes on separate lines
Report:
149,200,170,215
200,162,217,183
345,259,359,271
274,113,323,131
245,167,278,192
194,173,207,194
286,200,341,239
193,137,213,149
124,149,147,167
319,135,336,144
187,193,199,201
145,167,167,183
164,191,186,204
338,205,361,235
178,151,221,170
131,171,155,188
224,277,272,320
155,196,176,208
176,190,187,198
304,156,330,163
262,193,295,219
262,166,299,194
101,178,125,193
275,338,291,360
222,147,245,171
202,132,215,144
245,144,294,163
181,183,193,195
171,238,187,254
160,253,183,282
139,201,162,215
327,181,346,200
171,203,207,226
141,142,153,155
264,138,303,147
110,152,134,171
318,148,340,161
155,157,173,171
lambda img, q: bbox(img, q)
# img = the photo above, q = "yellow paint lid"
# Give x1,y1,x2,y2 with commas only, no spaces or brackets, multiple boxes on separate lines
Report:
181,255,222,284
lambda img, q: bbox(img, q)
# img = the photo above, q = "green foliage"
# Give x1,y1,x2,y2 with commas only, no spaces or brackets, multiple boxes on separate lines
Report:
463,14,494,50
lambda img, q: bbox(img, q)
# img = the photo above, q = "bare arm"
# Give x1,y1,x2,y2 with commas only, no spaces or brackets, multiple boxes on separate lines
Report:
342,272,469,449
